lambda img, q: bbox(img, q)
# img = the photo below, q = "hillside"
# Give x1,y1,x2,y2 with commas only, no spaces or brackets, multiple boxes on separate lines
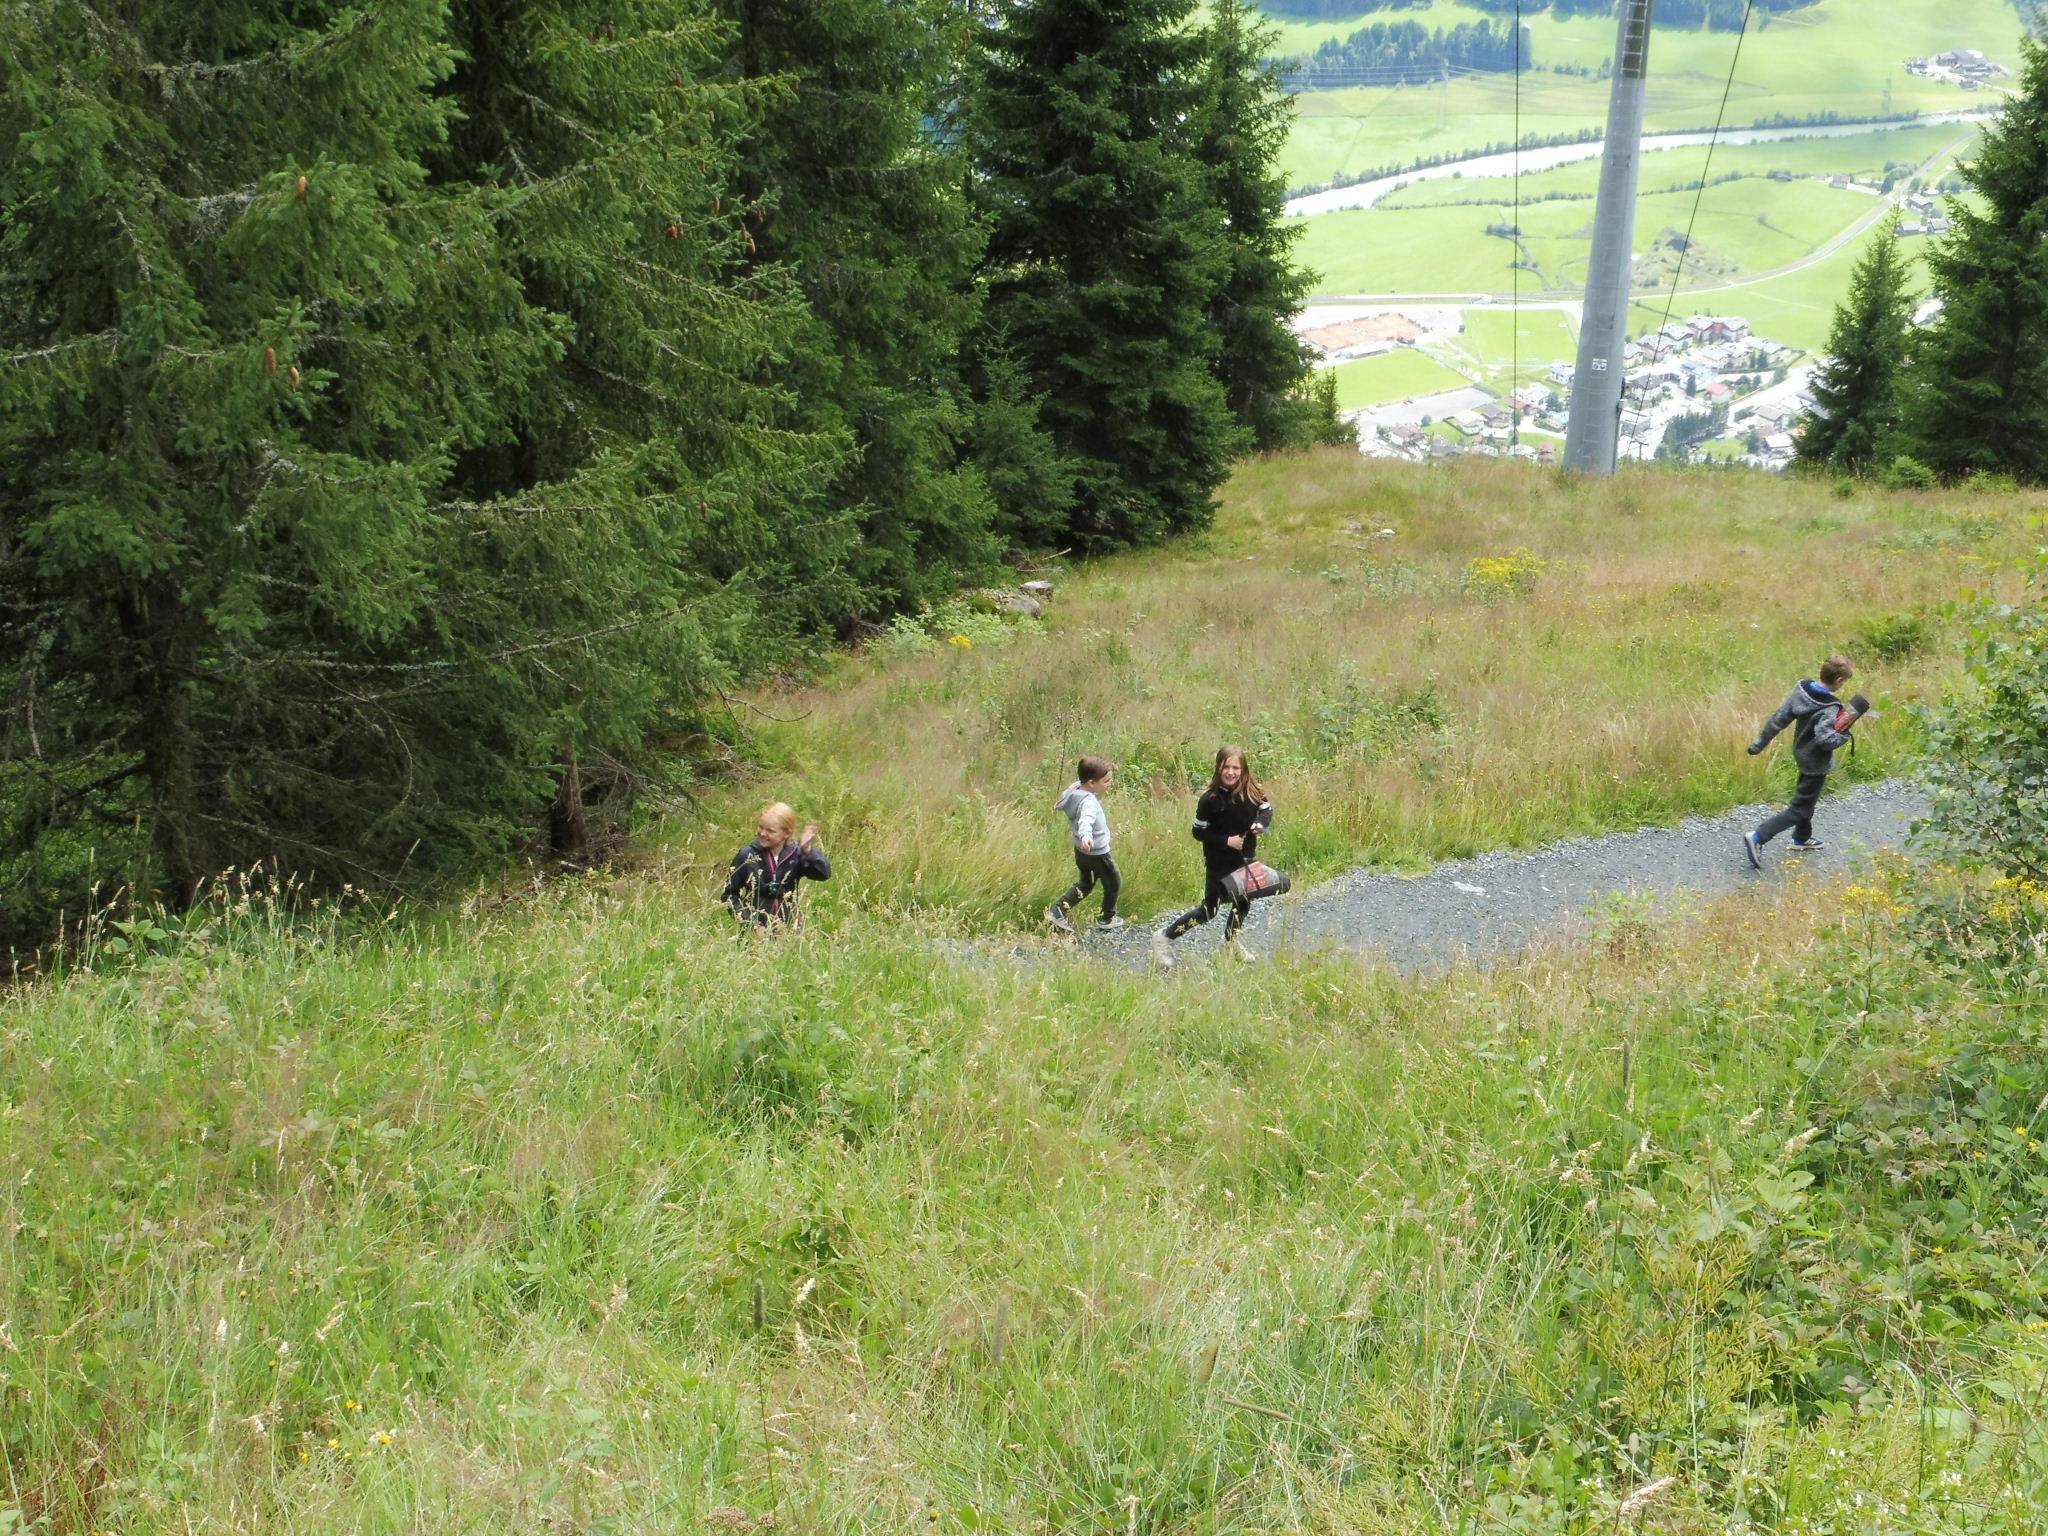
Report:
664,454,2032,927
6,461,2047,1532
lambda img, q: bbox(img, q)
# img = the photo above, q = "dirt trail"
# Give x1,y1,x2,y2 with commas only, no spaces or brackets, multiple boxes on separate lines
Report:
1076,783,1925,972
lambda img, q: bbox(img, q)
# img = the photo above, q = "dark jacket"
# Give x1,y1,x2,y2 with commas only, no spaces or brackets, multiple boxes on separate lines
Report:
1191,786,1274,883
1750,680,1855,775
722,838,831,926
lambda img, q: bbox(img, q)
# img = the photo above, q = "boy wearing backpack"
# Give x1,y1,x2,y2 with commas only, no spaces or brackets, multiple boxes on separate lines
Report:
1744,654,1871,867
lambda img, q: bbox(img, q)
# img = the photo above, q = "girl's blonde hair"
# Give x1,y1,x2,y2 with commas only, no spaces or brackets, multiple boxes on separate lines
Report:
758,802,798,839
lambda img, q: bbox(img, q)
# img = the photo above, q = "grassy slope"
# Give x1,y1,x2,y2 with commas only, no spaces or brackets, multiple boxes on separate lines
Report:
661,456,2034,934
6,465,2047,1535
1276,0,2026,189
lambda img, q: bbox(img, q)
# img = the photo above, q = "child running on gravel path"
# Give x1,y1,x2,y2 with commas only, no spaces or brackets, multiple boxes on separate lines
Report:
1744,654,1871,868
1154,745,1290,966
1046,757,1122,934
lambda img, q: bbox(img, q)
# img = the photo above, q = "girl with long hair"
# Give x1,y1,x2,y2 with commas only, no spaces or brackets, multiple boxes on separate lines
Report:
1154,745,1287,965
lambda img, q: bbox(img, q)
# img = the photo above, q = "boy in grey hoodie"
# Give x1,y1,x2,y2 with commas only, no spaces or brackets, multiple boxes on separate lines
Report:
1744,654,1871,867
1046,756,1122,934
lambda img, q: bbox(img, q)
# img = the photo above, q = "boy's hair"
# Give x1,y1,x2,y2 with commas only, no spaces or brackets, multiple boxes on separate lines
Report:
1207,744,1267,805
1077,755,1113,784
1819,655,1854,688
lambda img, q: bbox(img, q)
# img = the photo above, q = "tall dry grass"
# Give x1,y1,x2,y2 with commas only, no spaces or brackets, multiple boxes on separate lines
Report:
670,454,2039,927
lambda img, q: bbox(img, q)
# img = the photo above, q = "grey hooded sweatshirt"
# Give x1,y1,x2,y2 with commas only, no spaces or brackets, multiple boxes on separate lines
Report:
1750,680,1856,775
1055,782,1111,853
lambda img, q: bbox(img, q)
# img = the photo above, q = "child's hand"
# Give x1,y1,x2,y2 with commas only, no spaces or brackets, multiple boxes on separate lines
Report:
1080,836,1094,853
1226,834,1245,851
800,823,819,848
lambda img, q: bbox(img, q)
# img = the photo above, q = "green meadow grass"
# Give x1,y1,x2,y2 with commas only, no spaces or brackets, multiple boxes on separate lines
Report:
5,810,2046,1532
1297,178,1885,297
1453,307,1578,367
1325,347,1476,406
6,454,2048,1532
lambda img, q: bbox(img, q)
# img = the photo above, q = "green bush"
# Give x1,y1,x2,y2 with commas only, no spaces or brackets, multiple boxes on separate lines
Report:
1879,454,1939,490
1920,552,2048,883
1854,609,1934,663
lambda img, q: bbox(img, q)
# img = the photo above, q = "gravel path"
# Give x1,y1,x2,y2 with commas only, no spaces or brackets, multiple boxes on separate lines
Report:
1070,782,1927,973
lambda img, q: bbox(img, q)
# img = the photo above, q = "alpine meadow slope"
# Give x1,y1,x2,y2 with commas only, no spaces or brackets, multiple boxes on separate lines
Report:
5,460,2048,1533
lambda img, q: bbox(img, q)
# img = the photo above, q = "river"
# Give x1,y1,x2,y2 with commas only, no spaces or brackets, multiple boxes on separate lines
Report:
1283,110,1994,218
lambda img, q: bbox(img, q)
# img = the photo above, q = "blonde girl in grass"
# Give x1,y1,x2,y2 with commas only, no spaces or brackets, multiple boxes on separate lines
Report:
1153,745,1290,966
722,802,831,930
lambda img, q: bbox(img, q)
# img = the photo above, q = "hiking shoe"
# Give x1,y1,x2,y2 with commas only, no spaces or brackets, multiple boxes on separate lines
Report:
1044,905,1075,935
1095,916,1126,931
1150,930,1175,969
1230,939,1259,964
1788,838,1823,852
1742,830,1762,870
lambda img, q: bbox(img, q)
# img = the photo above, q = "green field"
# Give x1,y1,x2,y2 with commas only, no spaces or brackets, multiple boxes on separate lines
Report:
1325,346,1475,406
1276,0,2026,190
11,459,2048,1532
1430,306,1579,389
1296,175,1879,295
1627,213,1937,353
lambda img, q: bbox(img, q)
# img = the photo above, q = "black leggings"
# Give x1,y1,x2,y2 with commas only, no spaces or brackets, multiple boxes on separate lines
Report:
1756,771,1828,846
1056,851,1121,921
1164,877,1250,942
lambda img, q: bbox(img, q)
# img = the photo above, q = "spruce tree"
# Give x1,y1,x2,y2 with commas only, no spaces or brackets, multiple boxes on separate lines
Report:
723,0,999,609
1897,34,2048,484
1796,216,1914,473
435,2,844,858
1193,0,1317,452
0,1,837,937
974,0,1248,549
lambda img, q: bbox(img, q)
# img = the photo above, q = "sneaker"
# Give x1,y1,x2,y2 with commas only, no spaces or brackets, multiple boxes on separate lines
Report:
1044,905,1075,935
1787,838,1824,852
1230,939,1258,964
1150,930,1175,969
1742,830,1762,870
1095,916,1126,931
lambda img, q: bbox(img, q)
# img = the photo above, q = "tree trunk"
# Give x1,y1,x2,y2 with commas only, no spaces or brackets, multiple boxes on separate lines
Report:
115,587,211,907
549,747,588,865
138,644,210,908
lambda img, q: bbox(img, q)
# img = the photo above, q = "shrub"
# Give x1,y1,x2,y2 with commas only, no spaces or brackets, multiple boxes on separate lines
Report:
1919,553,2048,883
1878,454,1937,490
875,598,1037,660
1963,469,2024,495
1854,609,1933,663
1303,670,1451,761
